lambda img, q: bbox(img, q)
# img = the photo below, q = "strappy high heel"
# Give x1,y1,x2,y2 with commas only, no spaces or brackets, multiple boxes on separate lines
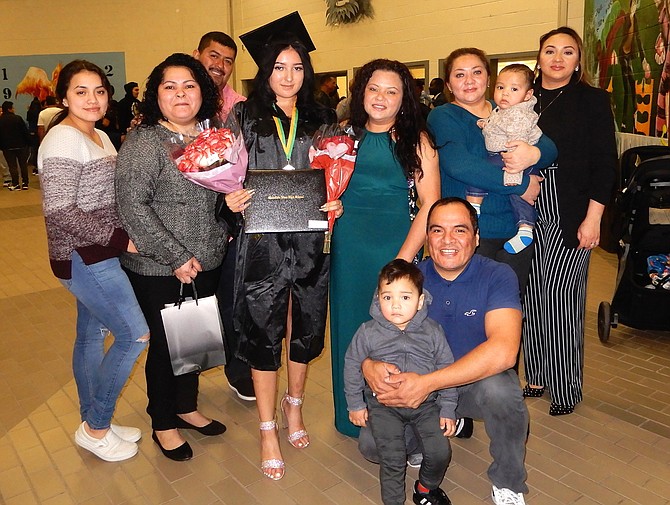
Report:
280,392,310,449
259,419,284,480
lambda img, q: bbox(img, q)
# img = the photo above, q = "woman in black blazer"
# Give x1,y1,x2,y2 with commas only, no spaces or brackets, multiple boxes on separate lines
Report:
522,27,617,416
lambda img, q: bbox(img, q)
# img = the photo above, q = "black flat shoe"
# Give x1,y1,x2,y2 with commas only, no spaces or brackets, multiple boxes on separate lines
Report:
522,384,545,398
175,417,227,436
549,403,574,416
151,431,193,461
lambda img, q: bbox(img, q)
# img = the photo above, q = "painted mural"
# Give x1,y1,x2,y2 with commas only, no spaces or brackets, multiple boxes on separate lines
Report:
0,53,125,121
585,1,670,139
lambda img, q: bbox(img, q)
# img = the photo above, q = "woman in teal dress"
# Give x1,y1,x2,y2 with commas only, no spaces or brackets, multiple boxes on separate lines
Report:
330,59,440,437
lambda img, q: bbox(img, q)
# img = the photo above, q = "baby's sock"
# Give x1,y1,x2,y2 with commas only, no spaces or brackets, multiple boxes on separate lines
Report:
504,227,534,254
470,202,481,216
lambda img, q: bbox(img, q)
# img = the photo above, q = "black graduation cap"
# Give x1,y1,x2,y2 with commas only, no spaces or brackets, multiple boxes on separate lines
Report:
239,11,316,66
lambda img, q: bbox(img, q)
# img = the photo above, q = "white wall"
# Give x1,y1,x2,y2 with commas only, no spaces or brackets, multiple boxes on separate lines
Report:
231,0,586,85
0,0,234,86
0,0,586,92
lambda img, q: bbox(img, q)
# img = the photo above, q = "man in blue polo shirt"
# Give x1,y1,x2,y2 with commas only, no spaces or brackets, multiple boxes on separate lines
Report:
361,197,530,505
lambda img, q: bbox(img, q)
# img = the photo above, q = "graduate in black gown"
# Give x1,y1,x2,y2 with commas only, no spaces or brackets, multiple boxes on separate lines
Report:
224,13,341,481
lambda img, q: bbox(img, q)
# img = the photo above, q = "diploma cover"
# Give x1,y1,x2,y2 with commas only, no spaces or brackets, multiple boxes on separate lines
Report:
244,169,328,233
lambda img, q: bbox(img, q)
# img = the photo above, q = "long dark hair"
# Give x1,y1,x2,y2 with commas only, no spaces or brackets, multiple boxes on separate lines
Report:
349,59,430,179
51,59,112,128
140,53,220,126
249,39,319,118
535,26,590,86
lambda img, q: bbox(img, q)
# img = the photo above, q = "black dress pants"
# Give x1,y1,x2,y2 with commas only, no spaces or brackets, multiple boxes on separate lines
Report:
125,267,221,431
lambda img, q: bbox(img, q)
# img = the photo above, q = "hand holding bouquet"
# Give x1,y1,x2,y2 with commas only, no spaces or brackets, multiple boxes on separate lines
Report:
309,123,365,251
167,116,248,193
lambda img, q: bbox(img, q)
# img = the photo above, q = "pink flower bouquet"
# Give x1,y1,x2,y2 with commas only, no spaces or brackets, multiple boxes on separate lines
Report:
167,117,248,193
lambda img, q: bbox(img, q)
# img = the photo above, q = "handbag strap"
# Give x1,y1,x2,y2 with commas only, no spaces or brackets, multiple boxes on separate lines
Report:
177,280,199,307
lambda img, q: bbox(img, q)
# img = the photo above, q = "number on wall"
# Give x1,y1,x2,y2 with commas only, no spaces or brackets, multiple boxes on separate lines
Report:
3,88,11,99
104,65,114,77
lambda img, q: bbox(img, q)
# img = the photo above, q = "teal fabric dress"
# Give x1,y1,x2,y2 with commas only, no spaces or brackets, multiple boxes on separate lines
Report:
330,130,412,437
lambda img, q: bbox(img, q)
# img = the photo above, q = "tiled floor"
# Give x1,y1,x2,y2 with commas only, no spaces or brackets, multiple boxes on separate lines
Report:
1,173,669,504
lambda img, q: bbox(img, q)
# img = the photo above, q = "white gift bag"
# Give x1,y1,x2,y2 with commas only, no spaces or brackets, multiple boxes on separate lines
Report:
161,282,226,375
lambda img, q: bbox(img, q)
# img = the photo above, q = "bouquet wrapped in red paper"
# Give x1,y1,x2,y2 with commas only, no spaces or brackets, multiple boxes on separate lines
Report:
309,124,364,228
309,123,365,252
166,116,248,193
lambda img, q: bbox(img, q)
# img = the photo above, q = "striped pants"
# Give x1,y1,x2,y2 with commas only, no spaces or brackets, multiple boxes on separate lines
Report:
522,168,591,407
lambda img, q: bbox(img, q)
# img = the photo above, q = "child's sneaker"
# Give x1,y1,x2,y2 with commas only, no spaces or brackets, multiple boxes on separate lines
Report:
454,417,473,438
412,480,452,505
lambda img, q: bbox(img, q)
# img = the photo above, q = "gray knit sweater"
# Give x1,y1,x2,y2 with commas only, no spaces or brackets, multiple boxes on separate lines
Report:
115,124,227,276
480,96,542,153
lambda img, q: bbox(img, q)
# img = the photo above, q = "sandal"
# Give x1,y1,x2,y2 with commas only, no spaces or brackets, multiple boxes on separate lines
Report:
522,384,545,398
280,392,310,449
259,419,285,480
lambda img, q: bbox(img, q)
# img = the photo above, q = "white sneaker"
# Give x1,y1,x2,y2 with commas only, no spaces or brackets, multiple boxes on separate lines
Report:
491,485,526,505
74,423,138,462
110,424,142,443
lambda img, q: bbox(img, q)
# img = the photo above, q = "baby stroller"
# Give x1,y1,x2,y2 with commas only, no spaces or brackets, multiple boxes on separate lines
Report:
598,145,670,342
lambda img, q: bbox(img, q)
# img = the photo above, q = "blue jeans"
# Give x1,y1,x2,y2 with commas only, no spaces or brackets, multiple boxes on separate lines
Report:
510,194,537,227
61,252,149,430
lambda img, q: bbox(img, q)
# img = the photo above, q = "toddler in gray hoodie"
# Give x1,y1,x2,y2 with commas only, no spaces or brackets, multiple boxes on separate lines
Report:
344,259,456,505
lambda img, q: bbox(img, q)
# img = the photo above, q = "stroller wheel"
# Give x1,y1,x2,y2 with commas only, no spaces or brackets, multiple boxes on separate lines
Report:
598,301,612,343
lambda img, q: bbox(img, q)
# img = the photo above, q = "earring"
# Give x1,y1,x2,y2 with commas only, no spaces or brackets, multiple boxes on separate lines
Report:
62,99,68,107
575,65,580,72
537,65,541,70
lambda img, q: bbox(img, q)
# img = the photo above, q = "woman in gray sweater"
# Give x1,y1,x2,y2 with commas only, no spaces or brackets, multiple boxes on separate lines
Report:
116,53,228,461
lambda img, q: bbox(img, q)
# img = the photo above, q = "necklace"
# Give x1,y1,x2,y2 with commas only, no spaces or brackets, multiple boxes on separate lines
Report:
537,89,564,116
273,104,298,170
161,119,199,139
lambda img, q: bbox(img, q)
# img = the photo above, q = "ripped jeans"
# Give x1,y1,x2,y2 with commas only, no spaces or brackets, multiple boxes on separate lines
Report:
61,252,149,430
